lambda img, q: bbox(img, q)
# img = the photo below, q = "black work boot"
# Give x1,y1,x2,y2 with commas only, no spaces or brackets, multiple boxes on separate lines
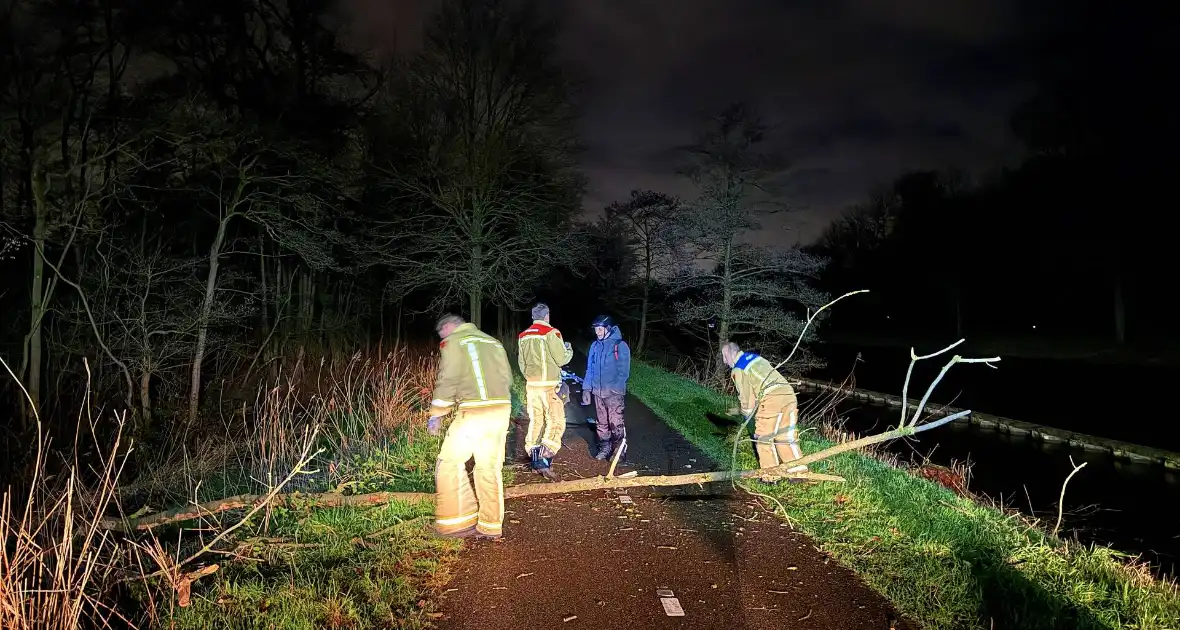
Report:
594,440,612,460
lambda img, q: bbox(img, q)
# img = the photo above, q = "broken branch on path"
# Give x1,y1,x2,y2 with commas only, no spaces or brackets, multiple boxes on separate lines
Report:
102,373,993,535
100,468,843,532
606,438,627,479
504,467,846,497
102,411,965,533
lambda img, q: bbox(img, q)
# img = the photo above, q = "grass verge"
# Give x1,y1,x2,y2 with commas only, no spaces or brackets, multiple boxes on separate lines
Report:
145,500,460,629
128,354,529,629
628,361,1180,630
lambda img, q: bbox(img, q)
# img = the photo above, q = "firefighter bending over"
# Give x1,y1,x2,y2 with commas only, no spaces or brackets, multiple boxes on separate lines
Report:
517,302,574,479
721,341,809,482
426,315,513,539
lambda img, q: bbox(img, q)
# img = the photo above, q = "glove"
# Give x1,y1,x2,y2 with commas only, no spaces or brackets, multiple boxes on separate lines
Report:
556,382,571,403
726,407,740,417
530,445,555,471
581,388,592,406
427,416,443,436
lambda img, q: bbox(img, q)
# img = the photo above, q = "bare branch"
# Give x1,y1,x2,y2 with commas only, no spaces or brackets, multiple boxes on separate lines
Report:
1053,457,1088,537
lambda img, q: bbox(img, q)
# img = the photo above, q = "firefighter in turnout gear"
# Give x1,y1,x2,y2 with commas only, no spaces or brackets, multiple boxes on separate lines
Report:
517,303,574,479
427,315,514,539
721,341,808,481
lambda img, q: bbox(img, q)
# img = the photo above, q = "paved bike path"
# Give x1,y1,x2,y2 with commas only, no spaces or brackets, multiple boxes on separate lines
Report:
435,388,914,629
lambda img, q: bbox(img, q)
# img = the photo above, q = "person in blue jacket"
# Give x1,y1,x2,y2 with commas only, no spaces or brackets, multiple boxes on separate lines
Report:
581,315,631,460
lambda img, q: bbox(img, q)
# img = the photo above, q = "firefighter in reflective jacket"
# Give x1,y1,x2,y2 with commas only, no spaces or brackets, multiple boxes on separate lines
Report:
427,314,514,539
516,303,574,478
721,341,808,481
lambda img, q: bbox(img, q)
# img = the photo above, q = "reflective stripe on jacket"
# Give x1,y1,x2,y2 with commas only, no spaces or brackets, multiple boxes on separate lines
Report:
517,320,573,386
730,352,796,417
429,323,513,417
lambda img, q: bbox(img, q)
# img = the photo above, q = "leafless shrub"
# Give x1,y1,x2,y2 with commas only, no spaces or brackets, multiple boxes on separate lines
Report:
1,357,133,630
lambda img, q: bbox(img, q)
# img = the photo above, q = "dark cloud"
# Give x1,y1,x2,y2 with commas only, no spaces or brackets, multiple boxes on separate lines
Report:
343,0,1035,243
841,0,1015,44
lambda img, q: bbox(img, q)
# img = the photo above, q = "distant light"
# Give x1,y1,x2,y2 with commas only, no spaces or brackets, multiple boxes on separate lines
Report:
1032,325,1037,329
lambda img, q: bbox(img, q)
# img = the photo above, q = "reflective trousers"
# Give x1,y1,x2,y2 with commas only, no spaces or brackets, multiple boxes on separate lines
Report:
434,404,511,537
753,397,805,470
524,383,566,455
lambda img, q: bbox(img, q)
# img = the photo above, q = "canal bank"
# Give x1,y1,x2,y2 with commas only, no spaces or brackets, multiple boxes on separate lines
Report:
809,343,1180,452
797,386,1180,579
628,361,1180,629
793,377,1180,469
794,348,1180,579
640,345,1180,578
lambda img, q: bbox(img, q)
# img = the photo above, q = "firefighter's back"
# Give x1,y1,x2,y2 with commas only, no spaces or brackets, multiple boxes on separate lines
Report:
449,323,512,407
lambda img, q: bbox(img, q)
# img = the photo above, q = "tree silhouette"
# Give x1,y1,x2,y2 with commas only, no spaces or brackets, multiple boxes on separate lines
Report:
372,0,584,327
603,189,683,355
671,103,828,361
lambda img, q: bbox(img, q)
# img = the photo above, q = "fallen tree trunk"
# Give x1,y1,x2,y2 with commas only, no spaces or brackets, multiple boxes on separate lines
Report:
505,468,844,498
102,343,992,534
102,407,969,534
99,468,842,533
100,299,1003,539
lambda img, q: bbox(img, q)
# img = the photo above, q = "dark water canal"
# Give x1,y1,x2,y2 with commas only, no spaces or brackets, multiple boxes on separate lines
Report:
806,343,1180,578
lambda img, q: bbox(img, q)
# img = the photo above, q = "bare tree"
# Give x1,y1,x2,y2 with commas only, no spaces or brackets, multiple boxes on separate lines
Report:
372,0,584,326
56,232,225,434
142,100,352,427
671,103,829,363
0,0,133,424
603,190,683,355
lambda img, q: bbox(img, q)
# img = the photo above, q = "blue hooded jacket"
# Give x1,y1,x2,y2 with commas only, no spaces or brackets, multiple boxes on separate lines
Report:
584,325,631,394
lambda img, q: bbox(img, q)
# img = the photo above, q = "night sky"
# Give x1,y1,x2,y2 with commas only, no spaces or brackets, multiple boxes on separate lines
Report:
344,0,1048,244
